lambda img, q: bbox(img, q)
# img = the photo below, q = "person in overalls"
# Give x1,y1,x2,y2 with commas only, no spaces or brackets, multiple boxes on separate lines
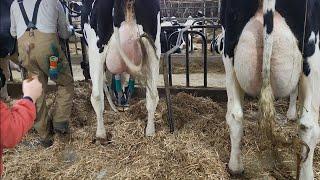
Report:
10,0,74,147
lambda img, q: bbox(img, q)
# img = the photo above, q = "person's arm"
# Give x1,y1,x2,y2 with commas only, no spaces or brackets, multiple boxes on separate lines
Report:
0,100,36,148
0,76,42,148
10,2,17,38
56,1,72,39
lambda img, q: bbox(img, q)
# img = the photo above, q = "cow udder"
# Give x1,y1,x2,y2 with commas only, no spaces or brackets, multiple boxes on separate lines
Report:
106,22,143,74
234,10,302,98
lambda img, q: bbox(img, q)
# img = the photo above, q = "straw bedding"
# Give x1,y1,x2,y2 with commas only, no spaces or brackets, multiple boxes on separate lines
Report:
2,82,319,179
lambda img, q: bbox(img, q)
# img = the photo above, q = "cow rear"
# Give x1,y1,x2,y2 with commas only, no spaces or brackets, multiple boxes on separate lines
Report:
221,0,320,179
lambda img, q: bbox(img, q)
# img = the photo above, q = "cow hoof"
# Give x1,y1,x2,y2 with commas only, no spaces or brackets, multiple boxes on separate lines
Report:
92,133,112,146
227,163,244,177
145,131,155,137
146,125,156,137
227,167,244,177
146,128,156,137
286,110,297,121
93,137,111,146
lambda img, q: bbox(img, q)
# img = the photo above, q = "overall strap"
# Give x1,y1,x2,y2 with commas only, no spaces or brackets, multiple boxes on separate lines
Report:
17,0,42,31
17,0,30,27
31,0,42,28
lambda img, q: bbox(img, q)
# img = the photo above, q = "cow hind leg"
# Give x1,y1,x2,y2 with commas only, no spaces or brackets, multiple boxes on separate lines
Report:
298,33,320,180
89,51,106,140
287,87,298,120
223,55,245,175
141,39,160,137
84,24,107,141
143,12,161,137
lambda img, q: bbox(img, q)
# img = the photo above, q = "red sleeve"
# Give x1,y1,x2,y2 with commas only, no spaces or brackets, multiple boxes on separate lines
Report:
0,100,36,148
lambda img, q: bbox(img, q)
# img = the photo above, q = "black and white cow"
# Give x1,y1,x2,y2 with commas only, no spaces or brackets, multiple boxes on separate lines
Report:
82,0,160,140
214,32,299,120
220,0,320,179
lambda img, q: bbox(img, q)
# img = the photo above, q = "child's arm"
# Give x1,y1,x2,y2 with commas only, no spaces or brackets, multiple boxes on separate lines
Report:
0,99,36,148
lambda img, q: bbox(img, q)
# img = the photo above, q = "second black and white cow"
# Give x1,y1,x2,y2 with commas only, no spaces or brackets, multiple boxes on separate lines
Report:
82,0,161,140
214,32,299,120
220,0,320,179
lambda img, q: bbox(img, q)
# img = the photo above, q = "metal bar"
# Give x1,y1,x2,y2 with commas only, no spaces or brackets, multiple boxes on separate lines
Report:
185,32,190,87
185,31,208,87
161,16,219,22
190,27,194,53
160,6,219,11
166,31,173,86
162,24,220,29
163,53,174,133
161,17,219,24
163,25,217,89
203,37,208,88
213,28,217,54
163,26,190,133
168,54,173,86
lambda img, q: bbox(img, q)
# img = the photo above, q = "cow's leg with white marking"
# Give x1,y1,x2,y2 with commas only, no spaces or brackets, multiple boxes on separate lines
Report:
84,24,107,140
224,55,245,175
287,87,298,120
298,32,320,180
144,50,159,136
145,13,161,137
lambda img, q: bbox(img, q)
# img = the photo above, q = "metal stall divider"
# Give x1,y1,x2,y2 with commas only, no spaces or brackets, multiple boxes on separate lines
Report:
163,24,221,133
163,26,190,133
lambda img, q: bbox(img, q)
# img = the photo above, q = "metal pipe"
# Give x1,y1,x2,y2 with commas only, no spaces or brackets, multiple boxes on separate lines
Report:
162,24,220,29
203,37,208,88
168,54,172,86
163,53,174,133
190,27,194,52
163,26,190,133
184,30,208,87
185,32,190,87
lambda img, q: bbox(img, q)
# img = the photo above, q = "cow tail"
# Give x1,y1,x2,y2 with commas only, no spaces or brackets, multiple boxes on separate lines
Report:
139,33,157,60
259,0,276,142
114,28,143,75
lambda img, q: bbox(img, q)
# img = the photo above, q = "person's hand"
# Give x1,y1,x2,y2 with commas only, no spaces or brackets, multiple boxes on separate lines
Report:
22,76,42,103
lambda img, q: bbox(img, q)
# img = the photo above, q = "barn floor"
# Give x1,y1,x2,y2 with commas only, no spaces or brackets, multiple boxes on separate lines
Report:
2,82,320,179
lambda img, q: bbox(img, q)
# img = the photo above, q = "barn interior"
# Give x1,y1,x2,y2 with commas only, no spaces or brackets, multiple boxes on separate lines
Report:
1,0,320,179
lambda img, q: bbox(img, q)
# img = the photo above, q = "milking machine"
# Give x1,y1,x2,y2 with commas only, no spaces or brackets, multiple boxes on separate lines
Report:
111,74,136,111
